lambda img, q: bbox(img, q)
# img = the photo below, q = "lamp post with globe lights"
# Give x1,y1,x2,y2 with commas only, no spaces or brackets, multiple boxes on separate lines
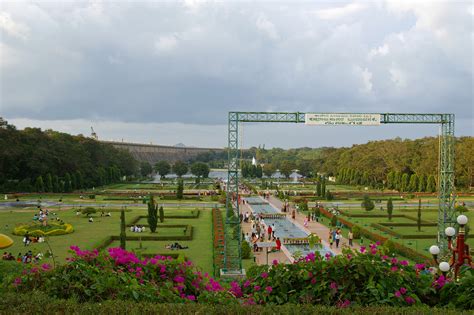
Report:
429,215,473,279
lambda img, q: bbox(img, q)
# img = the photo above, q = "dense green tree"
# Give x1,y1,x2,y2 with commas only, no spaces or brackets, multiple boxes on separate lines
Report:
262,164,275,178
64,173,72,193
147,197,158,233
325,190,334,201
361,195,375,211
417,199,422,232
52,175,60,193
35,176,44,192
154,161,171,179
387,198,393,221
190,162,210,179
418,174,427,192
400,174,410,192
140,162,153,177
172,161,188,177
408,174,419,192
316,180,322,197
176,179,184,200
321,177,326,197
45,173,53,192
256,165,263,178
159,206,164,223
426,175,437,193
71,173,77,190
279,160,294,178
120,208,126,250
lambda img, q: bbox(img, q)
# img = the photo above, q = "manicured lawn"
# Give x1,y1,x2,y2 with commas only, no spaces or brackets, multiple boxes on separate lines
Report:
0,206,214,272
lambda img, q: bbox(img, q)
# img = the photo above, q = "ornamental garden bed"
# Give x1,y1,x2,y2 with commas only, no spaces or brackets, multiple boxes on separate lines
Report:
12,222,74,237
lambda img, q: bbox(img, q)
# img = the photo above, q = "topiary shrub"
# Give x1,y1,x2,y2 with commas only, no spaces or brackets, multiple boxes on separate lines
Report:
330,216,338,227
352,226,361,239
13,222,74,236
82,207,96,216
241,240,251,259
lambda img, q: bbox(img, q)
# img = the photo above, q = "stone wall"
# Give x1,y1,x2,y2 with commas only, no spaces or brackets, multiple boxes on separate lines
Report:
102,141,225,164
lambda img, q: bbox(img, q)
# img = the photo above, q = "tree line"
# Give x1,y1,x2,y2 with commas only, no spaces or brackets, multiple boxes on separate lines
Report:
243,136,473,190
0,119,137,193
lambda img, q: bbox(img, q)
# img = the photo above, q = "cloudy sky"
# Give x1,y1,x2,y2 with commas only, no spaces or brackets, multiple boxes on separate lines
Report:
0,0,472,148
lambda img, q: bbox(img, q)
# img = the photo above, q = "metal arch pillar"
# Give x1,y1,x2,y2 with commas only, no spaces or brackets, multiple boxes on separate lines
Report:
225,112,455,272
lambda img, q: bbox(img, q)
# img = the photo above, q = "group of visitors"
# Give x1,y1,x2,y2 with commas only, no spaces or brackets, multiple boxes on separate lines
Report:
23,233,45,246
130,225,146,233
2,251,43,263
245,215,282,252
165,242,188,250
329,228,343,248
1,252,15,260
241,211,254,223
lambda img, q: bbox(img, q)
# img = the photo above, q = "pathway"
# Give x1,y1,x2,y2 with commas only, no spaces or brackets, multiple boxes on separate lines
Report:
267,195,362,256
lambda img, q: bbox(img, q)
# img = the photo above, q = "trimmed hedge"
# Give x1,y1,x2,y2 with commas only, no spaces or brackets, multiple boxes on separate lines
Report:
0,292,463,314
319,207,430,263
378,222,437,227
370,223,437,239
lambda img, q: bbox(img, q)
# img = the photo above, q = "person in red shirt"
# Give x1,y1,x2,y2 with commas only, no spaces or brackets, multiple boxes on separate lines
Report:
275,237,281,251
267,225,272,241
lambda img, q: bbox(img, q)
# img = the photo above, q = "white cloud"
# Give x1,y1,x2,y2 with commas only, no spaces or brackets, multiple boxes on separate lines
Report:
314,3,366,20
0,12,29,39
256,14,279,40
389,66,407,88
154,35,178,53
368,43,390,59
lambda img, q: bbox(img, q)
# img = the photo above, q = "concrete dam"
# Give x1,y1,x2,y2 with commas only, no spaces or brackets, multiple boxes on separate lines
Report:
101,141,225,164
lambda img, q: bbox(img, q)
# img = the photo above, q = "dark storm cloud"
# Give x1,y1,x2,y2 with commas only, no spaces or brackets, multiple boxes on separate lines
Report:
1,1,472,136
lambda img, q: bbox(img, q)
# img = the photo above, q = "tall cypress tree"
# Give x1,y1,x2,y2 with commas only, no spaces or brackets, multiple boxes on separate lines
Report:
321,176,326,197
159,206,164,223
64,173,72,192
176,179,184,200
35,176,45,192
147,196,158,233
45,173,53,192
387,198,393,221
316,179,322,197
120,208,126,249
417,199,422,232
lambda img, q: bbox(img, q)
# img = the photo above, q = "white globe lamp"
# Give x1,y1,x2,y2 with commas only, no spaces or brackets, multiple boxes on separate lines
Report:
445,227,456,237
429,245,440,256
457,215,468,226
439,261,450,274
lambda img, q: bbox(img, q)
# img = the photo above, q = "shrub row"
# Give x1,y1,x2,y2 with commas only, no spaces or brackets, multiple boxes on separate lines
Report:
212,208,225,276
378,222,437,227
0,292,461,315
13,223,74,237
319,207,430,263
370,223,437,240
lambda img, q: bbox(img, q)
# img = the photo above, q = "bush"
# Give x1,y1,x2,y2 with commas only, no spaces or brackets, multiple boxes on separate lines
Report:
12,222,74,237
383,240,397,255
352,226,361,239
88,194,95,199
82,207,96,216
330,216,338,227
241,240,251,259
361,195,375,211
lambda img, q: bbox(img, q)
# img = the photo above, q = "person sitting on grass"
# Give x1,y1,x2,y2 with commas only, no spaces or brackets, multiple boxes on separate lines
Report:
165,242,188,250
88,217,93,223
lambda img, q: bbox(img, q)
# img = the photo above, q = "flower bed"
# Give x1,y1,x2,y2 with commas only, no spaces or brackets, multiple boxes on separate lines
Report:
4,244,473,309
12,222,74,237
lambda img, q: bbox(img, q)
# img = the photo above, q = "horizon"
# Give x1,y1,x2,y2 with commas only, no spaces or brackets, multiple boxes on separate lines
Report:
1,1,472,148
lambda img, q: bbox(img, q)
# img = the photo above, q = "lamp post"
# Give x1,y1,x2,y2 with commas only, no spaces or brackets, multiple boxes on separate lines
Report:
429,215,473,279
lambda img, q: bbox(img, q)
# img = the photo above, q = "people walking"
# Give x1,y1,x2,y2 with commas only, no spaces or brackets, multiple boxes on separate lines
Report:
335,230,341,248
348,229,353,247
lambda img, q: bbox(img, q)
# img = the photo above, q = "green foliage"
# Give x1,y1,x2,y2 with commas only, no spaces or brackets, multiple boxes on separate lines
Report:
455,205,468,213
361,195,375,211
387,198,394,221
140,162,153,177
439,268,474,310
154,161,171,179
176,179,184,200
383,239,396,255
417,199,422,232
35,176,44,192
241,240,251,259
297,201,308,212
352,226,361,239
64,173,72,193
262,163,275,178
12,222,74,237
147,197,158,233
159,206,164,223
172,161,188,177
0,123,136,193
316,180,321,197
82,207,97,216
325,190,334,201
426,175,436,193
190,162,210,179
279,160,294,178
45,173,53,192
120,208,126,250
330,215,337,227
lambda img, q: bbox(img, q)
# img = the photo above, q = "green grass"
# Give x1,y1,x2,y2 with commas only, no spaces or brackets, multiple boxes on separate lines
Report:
0,206,213,272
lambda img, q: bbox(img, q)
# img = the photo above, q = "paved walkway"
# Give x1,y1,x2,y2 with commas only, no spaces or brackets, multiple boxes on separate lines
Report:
266,196,362,256
240,201,291,265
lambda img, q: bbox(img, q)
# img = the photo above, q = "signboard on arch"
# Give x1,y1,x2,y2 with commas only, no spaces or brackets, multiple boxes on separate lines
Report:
305,113,381,126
